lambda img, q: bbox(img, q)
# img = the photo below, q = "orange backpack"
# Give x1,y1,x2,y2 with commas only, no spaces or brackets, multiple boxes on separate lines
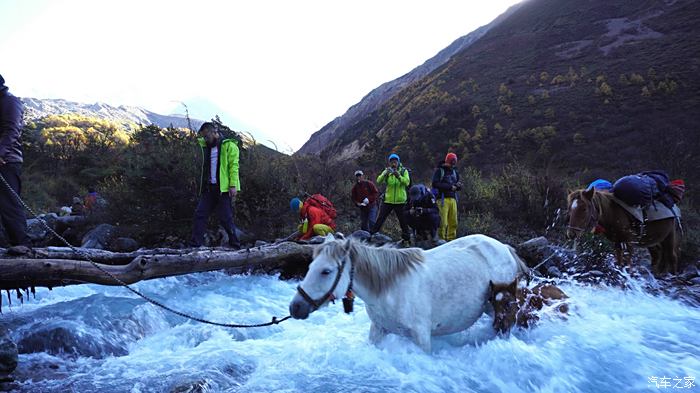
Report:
305,194,337,219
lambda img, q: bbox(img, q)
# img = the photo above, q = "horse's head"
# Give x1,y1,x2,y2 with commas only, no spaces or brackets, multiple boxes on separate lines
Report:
566,187,598,240
488,279,519,334
289,235,353,320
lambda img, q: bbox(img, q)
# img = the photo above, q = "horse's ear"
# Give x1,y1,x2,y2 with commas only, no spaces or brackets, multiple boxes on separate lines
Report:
488,280,495,298
508,279,518,296
582,187,595,201
342,238,353,254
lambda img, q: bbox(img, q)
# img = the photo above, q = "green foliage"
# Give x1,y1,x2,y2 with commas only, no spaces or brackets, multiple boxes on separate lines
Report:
471,105,481,118
629,73,645,84
104,125,197,240
551,75,567,85
596,82,613,97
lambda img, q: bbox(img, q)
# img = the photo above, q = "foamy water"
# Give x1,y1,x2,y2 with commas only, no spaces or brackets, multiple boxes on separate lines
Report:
2,272,699,393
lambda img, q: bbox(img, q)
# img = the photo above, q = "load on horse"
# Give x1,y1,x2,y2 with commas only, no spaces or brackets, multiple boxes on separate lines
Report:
567,170,684,275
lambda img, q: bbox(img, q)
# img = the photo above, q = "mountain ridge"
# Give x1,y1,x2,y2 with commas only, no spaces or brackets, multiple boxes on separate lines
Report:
296,2,524,156
21,97,204,130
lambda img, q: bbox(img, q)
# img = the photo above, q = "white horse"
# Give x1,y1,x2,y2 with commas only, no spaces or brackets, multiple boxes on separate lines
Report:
289,234,528,352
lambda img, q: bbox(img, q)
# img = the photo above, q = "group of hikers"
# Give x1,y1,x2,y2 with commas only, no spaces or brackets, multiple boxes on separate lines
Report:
289,152,463,246
0,73,686,254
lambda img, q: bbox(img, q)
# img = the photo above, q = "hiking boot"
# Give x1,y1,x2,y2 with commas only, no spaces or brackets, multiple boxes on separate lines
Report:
7,245,32,256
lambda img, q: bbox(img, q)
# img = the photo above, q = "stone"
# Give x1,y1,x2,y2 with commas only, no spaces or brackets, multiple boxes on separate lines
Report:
547,266,563,278
26,213,59,242
350,230,371,241
110,237,139,252
81,224,116,250
368,232,393,245
0,326,18,375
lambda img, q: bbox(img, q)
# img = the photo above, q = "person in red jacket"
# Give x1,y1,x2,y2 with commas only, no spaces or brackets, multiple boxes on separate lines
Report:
351,170,379,232
290,197,336,240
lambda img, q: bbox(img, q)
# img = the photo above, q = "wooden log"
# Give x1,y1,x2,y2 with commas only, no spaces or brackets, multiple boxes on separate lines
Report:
0,247,202,265
0,242,314,291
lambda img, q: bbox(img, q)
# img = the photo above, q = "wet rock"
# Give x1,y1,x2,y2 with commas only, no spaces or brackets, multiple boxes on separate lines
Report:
203,227,254,247
547,266,562,278
17,321,127,359
81,224,116,250
350,230,371,241
26,213,59,243
368,232,393,246
110,237,139,252
516,237,576,276
254,240,268,247
307,236,326,244
691,277,700,286
0,326,18,375
169,379,211,393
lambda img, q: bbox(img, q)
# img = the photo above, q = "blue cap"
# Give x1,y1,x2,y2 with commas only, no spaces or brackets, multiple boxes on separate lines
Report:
290,197,302,212
587,179,613,191
388,153,400,162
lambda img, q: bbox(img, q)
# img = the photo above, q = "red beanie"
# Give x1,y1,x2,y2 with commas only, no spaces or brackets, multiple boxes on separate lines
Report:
445,153,458,164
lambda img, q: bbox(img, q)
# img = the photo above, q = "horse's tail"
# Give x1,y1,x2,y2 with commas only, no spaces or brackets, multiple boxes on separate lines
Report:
507,245,531,282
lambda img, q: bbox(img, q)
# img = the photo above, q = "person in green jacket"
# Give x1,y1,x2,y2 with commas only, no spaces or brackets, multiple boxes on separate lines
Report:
190,122,241,249
370,153,411,243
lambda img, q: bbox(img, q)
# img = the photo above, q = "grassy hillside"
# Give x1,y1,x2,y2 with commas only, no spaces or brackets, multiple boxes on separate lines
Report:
321,0,699,188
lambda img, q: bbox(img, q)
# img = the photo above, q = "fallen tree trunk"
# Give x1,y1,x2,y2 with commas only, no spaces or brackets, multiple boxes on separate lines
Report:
0,242,314,291
1,247,204,265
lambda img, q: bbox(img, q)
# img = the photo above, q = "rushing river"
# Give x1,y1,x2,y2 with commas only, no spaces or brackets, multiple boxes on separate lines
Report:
1,271,699,393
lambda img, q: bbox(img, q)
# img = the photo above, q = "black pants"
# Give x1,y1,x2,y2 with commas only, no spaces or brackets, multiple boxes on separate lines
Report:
405,212,440,239
0,163,29,246
371,202,410,241
191,185,240,248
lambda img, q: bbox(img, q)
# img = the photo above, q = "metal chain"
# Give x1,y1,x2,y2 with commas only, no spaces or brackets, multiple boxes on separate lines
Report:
0,172,290,328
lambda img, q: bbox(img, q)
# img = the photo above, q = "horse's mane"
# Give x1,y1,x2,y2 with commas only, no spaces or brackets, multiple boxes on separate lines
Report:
567,188,615,215
314,238,426,297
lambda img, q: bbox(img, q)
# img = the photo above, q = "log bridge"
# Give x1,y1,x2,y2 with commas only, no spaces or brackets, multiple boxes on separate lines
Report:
0,242,315,298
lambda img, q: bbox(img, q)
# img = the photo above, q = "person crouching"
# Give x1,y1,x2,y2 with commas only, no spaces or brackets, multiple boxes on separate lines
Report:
404,185,441,244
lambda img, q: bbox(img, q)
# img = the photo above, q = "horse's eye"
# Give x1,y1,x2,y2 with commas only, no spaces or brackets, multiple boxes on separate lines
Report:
321,269,332,275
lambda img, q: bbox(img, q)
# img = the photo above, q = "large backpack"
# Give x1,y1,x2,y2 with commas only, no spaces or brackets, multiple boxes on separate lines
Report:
305,194,337,219
613,170,674,209
613,175,656,207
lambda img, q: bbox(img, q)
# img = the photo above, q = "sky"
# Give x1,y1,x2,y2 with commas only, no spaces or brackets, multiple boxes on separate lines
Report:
0,0,520,152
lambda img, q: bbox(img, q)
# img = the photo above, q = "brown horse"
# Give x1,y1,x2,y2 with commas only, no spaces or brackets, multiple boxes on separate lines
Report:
488,279,568,334
566,188,680,275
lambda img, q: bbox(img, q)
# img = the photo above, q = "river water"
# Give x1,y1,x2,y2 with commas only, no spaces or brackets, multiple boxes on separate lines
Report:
2,271,699,393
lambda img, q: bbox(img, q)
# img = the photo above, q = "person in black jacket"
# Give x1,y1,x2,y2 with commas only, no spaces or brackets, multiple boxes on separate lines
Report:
404,184,441,243
0,74,30,249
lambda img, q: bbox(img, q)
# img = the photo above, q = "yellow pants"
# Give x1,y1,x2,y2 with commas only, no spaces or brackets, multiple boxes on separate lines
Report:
298,223,335,237
438,197,458,241
312,224,334,236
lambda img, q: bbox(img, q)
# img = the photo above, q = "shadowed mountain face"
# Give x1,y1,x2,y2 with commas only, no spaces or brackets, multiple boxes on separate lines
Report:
295,3,523,156
303,0,700,184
